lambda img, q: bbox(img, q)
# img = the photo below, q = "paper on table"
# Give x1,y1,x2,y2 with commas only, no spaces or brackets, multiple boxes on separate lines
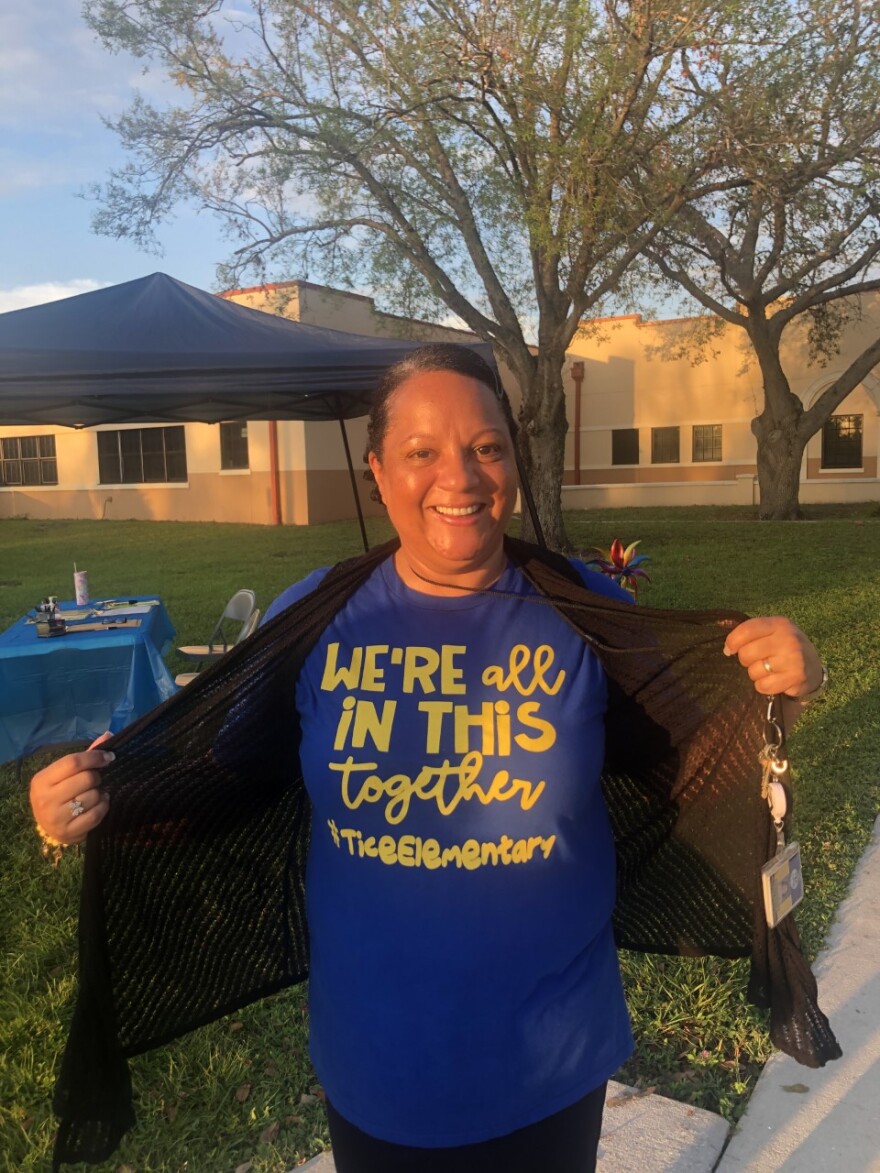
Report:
69,619,143,632
93,599,161,611
93,605,154,617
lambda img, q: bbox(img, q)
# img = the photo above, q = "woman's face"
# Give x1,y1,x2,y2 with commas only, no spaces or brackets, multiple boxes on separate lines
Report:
368,369,518,591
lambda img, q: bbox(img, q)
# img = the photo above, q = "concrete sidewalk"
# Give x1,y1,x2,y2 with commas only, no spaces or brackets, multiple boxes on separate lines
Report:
298,815,880,1172
717,814,880,1172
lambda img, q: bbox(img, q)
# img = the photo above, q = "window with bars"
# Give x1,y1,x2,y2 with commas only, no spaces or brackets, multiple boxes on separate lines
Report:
220,421,250,470
821,414,863,469
651,426,680,464
97,426,188,484
692,424,722,463
0,435,58,486
611,428,640,465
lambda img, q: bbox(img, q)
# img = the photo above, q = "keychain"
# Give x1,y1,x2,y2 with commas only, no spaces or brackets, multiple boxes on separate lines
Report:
759,696,804,928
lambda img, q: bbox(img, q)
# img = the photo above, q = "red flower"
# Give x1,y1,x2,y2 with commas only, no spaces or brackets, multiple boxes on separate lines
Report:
585,539,652,601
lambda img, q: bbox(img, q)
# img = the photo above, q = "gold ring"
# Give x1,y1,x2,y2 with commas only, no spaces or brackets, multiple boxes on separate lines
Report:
763,659,773,675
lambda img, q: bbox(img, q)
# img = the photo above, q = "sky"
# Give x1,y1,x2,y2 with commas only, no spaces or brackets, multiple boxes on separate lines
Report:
0,1,235,314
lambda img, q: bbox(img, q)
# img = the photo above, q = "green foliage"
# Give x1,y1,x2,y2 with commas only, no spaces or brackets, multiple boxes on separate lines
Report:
648,0,880,320
640,0,880,516
84,0,735,328
82,0,790,547
2,509,878,1165
81,0,880,531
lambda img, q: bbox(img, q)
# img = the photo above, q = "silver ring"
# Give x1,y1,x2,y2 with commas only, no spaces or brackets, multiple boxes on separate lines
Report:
763,659,773,675
69,798,86,819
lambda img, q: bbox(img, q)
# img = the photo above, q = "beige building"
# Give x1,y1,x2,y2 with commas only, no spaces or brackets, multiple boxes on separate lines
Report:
2,284,878,523
560,296,880,509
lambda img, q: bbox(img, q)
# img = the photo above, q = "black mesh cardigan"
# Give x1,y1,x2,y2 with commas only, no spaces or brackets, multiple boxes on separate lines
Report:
51,537,840,1168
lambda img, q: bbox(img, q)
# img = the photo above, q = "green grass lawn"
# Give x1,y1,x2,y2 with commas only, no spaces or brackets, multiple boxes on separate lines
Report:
2,507,878,1170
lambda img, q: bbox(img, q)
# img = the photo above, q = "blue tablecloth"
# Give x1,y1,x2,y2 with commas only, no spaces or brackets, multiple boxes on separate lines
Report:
0,597,177,765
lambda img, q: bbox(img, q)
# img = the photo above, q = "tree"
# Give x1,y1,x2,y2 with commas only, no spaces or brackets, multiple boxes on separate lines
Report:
642,0,880,519
85,0,753,547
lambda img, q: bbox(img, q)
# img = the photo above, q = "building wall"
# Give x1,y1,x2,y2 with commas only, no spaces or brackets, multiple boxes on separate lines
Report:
0,419,280,523
562,297,880,507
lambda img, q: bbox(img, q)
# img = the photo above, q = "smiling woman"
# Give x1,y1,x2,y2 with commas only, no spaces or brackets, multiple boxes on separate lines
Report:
362,344,520,594
29,343,831,1173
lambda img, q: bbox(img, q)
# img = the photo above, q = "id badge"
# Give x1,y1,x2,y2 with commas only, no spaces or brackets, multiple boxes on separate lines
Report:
761,842,804,928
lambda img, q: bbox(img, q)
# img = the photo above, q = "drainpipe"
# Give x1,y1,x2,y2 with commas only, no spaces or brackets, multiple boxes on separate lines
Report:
570,361,585,485
268,420,282,525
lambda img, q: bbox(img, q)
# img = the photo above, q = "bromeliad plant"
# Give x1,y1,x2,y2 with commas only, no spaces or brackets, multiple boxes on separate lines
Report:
586,539,651,601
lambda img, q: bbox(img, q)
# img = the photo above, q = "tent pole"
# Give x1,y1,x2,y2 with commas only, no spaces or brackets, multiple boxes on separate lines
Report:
513,445,547,549
339,417,369,552
268,420,282,525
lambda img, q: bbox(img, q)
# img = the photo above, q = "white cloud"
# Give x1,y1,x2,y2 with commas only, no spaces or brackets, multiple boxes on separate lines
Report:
0,2,171,134
0,3,242,291
0,148,106,195
0,280,109,313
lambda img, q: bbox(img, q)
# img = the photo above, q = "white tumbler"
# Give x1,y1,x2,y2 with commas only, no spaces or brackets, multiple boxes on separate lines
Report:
74,570,89,606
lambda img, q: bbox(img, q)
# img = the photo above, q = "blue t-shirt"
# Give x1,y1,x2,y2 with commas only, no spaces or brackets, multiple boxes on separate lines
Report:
264,557,633,1146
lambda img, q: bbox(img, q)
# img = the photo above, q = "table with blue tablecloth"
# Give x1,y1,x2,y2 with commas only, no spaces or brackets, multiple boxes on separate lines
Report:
0,597,177,766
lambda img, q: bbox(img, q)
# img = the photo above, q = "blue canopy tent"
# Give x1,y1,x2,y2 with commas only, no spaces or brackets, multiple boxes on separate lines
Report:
0,273,496,548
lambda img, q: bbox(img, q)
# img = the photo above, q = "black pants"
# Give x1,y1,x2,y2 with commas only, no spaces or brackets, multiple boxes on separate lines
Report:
325,1082,607,1173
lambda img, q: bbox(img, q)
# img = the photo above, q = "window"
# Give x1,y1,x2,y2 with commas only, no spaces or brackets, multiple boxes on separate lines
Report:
651,426,680,464
692,424,722,463
611,428,640,465
0,435,58,486
821,414,863,469
220,421,249,470
97,426,187,484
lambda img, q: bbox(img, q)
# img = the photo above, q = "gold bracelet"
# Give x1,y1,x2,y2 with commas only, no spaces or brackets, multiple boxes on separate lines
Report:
35,822,69,863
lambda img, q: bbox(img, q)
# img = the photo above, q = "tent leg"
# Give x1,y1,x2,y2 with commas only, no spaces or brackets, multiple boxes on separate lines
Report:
268,420,282,526
339,418,369,552
513,446,547,549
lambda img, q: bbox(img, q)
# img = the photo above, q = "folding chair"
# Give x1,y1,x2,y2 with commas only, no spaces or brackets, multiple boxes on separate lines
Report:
174,589,258,686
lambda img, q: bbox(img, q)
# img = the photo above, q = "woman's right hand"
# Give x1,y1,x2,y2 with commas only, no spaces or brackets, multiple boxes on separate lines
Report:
29,734,115,846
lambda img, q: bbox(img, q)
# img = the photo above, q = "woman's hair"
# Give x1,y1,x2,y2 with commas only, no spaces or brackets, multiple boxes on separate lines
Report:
363,344,516,502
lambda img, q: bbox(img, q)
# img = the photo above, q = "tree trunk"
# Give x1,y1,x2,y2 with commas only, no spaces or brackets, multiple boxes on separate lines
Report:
752,411,807,520
515,351,569,550
747,315,807,520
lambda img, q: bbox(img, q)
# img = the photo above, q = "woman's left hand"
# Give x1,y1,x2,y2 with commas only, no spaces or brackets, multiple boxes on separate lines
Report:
723,617,824,699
